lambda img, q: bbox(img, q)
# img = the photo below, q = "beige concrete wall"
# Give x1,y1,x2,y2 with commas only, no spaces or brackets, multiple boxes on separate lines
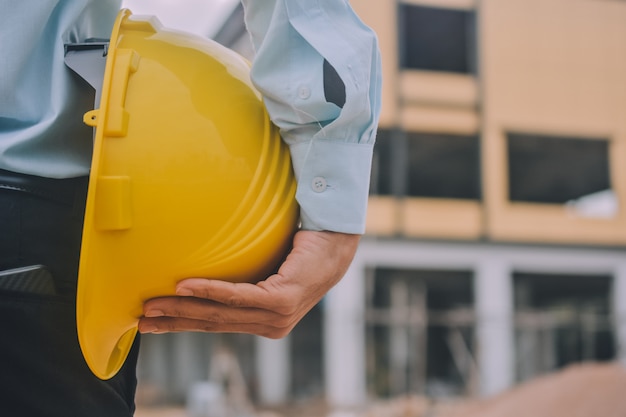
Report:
480,0,626,244
355,0,626,245
351,0,399,128
366,196,483,239
354,0,483,239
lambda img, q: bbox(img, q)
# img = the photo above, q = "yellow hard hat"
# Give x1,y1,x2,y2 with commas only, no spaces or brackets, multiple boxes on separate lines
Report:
76,9,298,380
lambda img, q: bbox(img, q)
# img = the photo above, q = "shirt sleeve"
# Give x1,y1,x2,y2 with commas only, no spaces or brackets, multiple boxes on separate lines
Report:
240,0,382,234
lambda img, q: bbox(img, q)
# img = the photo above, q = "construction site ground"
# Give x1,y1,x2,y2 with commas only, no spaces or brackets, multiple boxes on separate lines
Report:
136,361,626,417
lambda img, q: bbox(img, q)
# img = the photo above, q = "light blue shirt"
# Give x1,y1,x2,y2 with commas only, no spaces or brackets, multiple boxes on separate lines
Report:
0,0,381,234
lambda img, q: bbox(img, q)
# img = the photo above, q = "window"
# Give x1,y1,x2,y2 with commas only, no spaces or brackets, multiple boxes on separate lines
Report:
290,305,323,398
366,268,475,397
514,272,614,382
399,4,477,74
507,133,612,205
372,130,481,200
407,132,481,199
370,129,395,196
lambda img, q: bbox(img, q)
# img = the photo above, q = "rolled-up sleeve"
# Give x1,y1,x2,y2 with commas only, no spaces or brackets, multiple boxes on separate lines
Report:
241,0,382,234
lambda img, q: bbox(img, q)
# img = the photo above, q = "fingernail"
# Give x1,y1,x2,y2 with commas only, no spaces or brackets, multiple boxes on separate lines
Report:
145,309,164,318
139,325,157,334
176,287,194,296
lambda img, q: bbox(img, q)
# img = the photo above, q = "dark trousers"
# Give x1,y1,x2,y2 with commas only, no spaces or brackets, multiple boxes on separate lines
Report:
0,169,139,416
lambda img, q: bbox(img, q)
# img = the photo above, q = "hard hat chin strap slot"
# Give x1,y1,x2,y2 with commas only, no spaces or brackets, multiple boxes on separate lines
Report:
64,41,109,105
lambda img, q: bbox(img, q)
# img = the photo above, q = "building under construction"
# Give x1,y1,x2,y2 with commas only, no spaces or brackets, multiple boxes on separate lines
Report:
135,0,626,412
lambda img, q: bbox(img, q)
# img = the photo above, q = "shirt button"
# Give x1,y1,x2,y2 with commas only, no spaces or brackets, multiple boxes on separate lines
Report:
312,176,327,193
298,85,311,100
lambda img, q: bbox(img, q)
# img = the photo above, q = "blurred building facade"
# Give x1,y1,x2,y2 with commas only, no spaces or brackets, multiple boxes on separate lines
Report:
136,0,626,410
335,0,626,404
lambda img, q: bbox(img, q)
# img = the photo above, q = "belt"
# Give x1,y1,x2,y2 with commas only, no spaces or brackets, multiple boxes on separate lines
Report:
0,265,57,296
0,169,87,206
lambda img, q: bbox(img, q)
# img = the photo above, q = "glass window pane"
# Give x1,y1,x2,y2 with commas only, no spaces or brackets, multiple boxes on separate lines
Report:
507,133,612,204
400,4,476,74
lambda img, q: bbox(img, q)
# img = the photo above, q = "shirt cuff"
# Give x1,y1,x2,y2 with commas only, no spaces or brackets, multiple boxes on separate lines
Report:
289,139,374,234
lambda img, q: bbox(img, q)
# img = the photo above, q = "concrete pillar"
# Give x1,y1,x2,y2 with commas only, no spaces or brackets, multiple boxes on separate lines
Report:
324,260,367,408
389,279,410,395
172,333,205,400
137,334,172,401
612,263,626,366
255,336,291,405
474,259,515,397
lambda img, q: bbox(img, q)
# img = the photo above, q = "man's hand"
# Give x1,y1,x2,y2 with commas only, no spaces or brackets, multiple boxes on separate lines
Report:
138,230,360,338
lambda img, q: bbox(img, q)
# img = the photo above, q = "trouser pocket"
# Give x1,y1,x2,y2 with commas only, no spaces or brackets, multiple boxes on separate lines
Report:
0,291,139,417
0,172,139,416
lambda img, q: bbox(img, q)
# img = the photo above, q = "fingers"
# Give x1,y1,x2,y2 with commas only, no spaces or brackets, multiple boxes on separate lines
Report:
138,277,311,337
138,231,361,337
172,278,296,315
142,294,293,327
139,316,293,339
138,296,297,338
